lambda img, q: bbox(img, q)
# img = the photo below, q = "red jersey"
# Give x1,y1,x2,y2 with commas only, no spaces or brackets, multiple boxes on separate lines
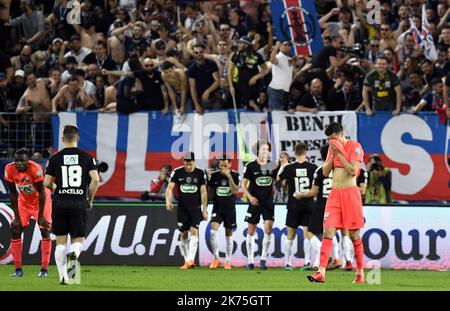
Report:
326,139,364,175
4,160,48,208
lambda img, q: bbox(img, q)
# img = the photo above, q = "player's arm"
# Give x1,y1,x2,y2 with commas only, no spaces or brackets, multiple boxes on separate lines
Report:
87,169,100,209
7,181,20,224
242,177,258,206
228,173,239,195
201,184,208,220
295,185,319,199
43,174,56,191
165,181,176,211
34,181,50,229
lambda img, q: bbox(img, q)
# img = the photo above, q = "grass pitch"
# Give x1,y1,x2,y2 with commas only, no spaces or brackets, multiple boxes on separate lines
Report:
0,265,449,291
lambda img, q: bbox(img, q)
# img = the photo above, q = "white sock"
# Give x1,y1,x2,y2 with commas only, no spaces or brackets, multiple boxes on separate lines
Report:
225,236,233,263
303,238,311,265
261,233,271,260
210,230,219,259
285,239,293,266
246,234,254,264
69,242,83,259
55,245,68,281
179,238,189,262
188,235,199,262
332,236,339,260
343,235,353,263
310,236,322,268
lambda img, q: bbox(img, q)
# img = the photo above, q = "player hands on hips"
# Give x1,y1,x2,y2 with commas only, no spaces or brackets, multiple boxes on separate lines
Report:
165,152,208,269
5,148,53,278
307,122,366,284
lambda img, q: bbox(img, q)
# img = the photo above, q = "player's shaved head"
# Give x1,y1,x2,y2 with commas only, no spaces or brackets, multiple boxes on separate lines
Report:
15,147,30,157
295,142,308,156
63,125,79,142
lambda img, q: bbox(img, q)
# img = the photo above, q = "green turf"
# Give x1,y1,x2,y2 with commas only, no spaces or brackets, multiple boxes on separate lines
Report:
1,265,449,291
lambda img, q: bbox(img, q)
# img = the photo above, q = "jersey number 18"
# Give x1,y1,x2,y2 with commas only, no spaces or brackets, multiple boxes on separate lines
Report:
61,165,82,188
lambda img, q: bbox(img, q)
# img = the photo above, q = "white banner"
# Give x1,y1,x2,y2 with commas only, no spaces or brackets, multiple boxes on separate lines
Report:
271,111,358,165
199,204,450,270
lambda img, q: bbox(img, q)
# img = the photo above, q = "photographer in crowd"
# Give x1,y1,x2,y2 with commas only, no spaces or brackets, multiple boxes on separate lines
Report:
364,154,392,205
142,164,173,202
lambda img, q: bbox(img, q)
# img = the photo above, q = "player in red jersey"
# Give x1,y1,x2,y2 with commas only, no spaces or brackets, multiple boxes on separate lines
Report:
307,122,365,284
4,148,52,277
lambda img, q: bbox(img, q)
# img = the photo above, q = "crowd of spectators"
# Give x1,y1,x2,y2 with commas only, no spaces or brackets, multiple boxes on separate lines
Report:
1,0,450,157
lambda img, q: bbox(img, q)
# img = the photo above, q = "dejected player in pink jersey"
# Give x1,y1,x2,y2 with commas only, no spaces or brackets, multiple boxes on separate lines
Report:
307,122,365,284
4,148,52,278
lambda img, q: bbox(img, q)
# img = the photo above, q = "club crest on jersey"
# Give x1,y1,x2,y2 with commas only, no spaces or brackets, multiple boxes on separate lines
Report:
355,147,361,155
221,179,227,186
64,155,79,165
186,177,192,184
36,170,42,177
261,170,267,176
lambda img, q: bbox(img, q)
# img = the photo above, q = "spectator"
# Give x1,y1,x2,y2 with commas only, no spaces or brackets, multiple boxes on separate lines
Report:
410,78,446,114
52,75,94,112
188,43,221,114
61,34,92,66
365,154,392,205
396,32,421,65
6,0,45,50
15,71,52,156
72,68,97,101
151,23,177,55
81,40,117,70
420,59,440,94
183,3,204,31
328,79,359,111
228,36,269,111
31,38,64,77
61,56,78,84
296,78,327,113
47,67,64,99
10,45,34,72
0,50,14,84
402,71,423,111
366,39,381,65
161,60,188,119
312,35,349,71
142,165,173,202
378,23,398,52
383,47,399,73
362,56,402,116
267,41,294,111
101,73,120,112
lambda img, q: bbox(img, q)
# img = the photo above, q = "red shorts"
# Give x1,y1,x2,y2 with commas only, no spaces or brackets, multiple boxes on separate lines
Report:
323,186,364,230
18,195,52,229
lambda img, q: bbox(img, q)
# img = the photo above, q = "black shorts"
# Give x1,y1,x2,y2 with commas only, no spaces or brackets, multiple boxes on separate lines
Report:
177,206,203,232
285,203,312,229
308,202,327,236
245,201,274,224
52,201,88,238
211,208,236,229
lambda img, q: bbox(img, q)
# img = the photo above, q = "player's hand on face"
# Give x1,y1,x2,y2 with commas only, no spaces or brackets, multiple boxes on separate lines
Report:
330,144,340,156
220,167,230,177
38,216,51,229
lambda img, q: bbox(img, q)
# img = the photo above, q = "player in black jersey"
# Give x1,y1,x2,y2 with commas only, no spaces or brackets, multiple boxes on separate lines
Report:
207,155,240,270
277,142,318,270
44,125,100,285
242,142,278,270
165,152,208,270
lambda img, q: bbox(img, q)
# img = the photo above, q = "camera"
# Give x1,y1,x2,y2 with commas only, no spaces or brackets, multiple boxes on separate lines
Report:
340,43,365,58
370,155,383,171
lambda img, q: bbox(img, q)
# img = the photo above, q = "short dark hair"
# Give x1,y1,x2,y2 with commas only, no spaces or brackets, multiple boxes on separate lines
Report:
72,68,86,78
161,61,175,71
95,40,107,49
63,125,79,141
295,142,308,156
324,122,344,136
193,43,206,50
219,154,231,162
15,148,30,157
67,76,79,83
376,56,388,62
256,141,271,156
431,77,443,86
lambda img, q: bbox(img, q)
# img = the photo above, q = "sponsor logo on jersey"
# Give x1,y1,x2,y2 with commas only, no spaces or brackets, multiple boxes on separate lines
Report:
180,184,197,193
216,186,231,196
18,184,34,194
58,188,84,195
64,155,79,165
255,176,273,186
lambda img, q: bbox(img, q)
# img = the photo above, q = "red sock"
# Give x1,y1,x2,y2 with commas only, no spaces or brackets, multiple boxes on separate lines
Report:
319,238,333,268
41,238,52,270
11,239,23,269
352,239,365,270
